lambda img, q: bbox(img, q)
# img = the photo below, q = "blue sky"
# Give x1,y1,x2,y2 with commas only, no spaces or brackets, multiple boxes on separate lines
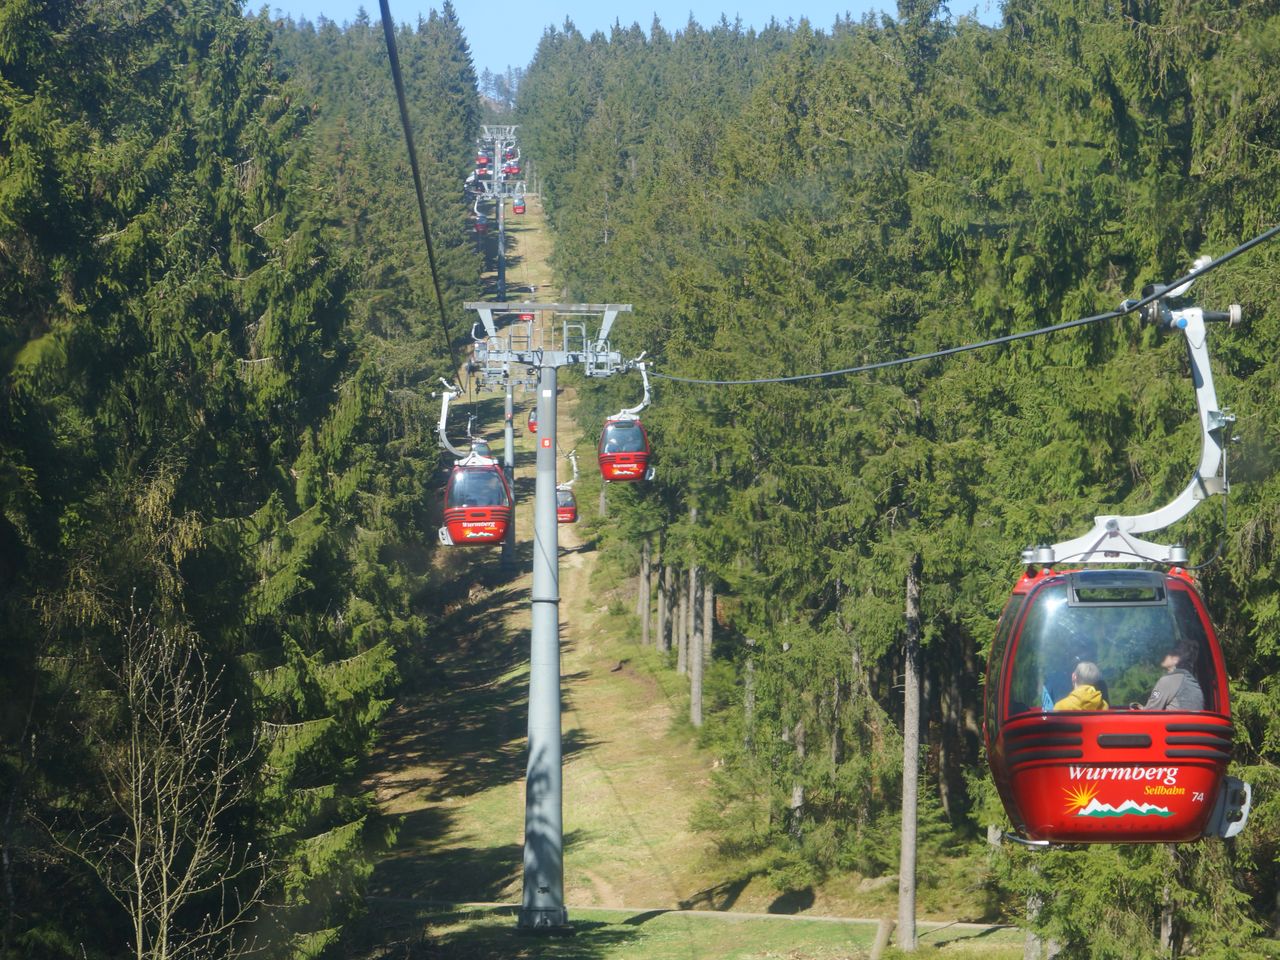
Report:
262,0,1002,81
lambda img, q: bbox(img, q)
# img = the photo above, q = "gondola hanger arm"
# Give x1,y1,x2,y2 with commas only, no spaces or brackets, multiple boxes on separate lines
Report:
1031,267,1242,566
435,378,468,459
615,356,651,419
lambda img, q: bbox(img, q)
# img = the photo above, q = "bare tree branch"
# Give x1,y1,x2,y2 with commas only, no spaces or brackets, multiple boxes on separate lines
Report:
46,612,275,960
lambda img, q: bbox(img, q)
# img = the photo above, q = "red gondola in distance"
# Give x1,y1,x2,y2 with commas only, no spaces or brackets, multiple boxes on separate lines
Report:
513,198,526,214
598,416,650,481
442,458,512,545
527,407,537,434
556,486,578,524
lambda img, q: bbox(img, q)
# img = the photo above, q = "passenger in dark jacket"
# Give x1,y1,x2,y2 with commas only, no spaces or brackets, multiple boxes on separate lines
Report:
1142,639,1205,711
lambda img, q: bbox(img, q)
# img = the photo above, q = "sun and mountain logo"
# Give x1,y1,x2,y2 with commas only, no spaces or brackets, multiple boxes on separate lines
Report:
1063,783,1172,818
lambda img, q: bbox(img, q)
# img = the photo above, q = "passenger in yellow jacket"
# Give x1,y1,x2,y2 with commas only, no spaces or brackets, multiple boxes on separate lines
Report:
1053,661,1109,711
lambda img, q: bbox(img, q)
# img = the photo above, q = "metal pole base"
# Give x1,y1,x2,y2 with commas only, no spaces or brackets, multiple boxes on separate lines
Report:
517,907,571,933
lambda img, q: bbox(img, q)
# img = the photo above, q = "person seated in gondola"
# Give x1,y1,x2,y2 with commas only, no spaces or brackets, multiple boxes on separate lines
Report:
1053,661,1109,711
1040,634,1106,709
1141,639,1205,711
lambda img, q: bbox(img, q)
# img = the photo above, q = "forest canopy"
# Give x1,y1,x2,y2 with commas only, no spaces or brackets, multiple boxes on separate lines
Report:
517,0,1280,954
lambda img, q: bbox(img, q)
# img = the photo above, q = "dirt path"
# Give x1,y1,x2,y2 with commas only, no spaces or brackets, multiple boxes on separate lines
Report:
363,196,723,918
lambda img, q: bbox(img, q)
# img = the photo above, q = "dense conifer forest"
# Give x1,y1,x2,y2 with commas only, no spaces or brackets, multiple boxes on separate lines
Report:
520,1,1280,955
1,2,478,956
2,0,1280,957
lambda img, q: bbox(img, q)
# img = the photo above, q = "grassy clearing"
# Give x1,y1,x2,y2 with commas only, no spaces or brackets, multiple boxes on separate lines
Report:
354,903,1023,960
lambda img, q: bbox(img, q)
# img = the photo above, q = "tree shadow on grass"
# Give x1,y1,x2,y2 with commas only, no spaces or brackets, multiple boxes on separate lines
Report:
767,886,815,914
353,905,660,960
676,873,755,912
919,923,1017,946
370,656,599,809
369,835,524,904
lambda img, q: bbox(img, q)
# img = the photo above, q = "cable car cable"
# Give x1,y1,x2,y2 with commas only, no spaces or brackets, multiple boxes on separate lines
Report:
377,0,461,375
649,222,1280,387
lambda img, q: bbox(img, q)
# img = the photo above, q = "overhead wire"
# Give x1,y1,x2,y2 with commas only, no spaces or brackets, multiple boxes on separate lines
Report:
649,222,1280,387
645,224,1279,569
378,0,462,376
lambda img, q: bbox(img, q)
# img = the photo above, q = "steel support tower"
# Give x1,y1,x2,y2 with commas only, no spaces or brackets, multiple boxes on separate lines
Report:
465,301,633,932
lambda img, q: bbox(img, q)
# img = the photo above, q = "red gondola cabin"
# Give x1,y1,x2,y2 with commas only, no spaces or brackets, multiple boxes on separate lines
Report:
985,567,1242,843
527,408,537,434
442,459,512,545
598,416,650,481
556,487,578,524
513,198,526,214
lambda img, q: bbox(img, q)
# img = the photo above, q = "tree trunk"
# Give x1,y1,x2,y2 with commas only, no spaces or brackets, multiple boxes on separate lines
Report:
897,555,922,952
1023,863,1042,960
656,562,668,651
871,919,896,960
636,538,648,616
690,569,703,728
702,576,714,665
684,561,697,676
659,565,674,653
849,632,883,752
676,572,688,675
1024,909,1043,960
639,538,652,646
788,718,805,840
744,638,756,749
830,676,844,766
936,635,954,822
1161,844,1181,957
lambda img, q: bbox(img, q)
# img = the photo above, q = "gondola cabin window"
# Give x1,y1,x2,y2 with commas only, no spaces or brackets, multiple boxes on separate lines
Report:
602,420,645,453
447,468,508,509
1003,572,1219,719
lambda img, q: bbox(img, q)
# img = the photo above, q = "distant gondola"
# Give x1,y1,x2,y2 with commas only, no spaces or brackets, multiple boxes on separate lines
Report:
442,456,512,545
556,486,578,524
597,416,650,481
